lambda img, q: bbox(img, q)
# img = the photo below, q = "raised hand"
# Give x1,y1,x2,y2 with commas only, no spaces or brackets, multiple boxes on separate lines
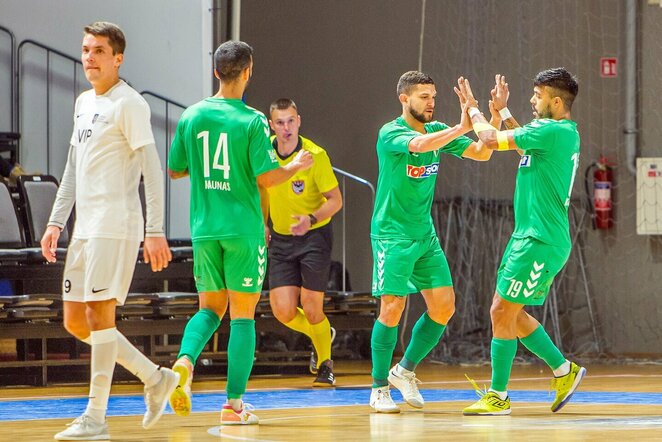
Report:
456,77,479,109
491,74,509,111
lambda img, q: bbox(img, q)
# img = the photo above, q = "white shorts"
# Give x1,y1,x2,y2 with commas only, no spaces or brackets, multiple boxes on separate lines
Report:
62,238,141,306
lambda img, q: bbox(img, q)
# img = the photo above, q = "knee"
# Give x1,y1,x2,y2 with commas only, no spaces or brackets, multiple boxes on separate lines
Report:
63,318,89,341
428,301,455,324
302,303,324,324
269,298,296,323
378,301,405,327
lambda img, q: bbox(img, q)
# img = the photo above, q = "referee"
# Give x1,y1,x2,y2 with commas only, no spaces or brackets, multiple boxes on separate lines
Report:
265,98,343,387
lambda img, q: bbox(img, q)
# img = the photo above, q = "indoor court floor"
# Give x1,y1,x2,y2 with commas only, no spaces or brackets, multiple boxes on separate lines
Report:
1,361,661,441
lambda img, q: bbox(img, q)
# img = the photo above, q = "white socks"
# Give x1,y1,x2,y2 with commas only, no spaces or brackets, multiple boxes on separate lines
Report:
553,360,571,377
85,328,118,423
488,389,508,401
82,331,160,387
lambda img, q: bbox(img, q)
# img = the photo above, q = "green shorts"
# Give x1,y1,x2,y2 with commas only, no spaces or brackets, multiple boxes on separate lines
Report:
193,237,267,293
371,235,452,297
496,236,570,306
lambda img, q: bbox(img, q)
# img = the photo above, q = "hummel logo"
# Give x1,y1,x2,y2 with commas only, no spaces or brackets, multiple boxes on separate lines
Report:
91,287,108,294
242,277,253,287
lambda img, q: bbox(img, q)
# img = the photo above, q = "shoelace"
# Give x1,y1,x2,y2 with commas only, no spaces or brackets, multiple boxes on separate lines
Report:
465,374,489,399
66,415,94,427
400,372,422,394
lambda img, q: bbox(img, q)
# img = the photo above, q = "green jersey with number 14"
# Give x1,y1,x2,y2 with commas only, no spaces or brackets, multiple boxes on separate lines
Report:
512,118,580,248
169,98,279,241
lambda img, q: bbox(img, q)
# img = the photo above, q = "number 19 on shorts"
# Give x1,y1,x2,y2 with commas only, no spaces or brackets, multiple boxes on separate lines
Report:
506,279,523,298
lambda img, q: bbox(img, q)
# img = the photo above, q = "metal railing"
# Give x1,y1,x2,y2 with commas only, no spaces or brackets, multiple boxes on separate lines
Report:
141,91,187,237
0,26,16,133
333,167,375,292
17,39,83,172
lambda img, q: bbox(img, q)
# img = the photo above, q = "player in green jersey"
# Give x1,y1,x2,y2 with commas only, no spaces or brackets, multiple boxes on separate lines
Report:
456,68,585,416
369,71,499,413
167,40,312,425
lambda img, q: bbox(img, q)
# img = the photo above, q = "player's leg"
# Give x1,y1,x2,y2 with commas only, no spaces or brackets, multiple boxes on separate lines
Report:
268,232,315,343
219,237,266,425
369,238,417,413
300,225,335,386
513,244,585,412
170,240,227,416
389,234,454,408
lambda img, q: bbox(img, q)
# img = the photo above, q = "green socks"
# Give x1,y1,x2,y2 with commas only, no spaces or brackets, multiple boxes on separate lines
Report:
178,308,221,365
371,320,398,387
226,318,256,399
400,312,446,371
490,338,518,392
519,324,566,371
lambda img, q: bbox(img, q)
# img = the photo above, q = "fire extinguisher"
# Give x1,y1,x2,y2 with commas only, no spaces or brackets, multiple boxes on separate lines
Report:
585,156,614,229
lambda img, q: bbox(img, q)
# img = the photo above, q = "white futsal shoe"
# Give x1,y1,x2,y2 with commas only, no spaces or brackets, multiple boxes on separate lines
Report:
370,386,400,413
388,364,424,408
54,414,109,440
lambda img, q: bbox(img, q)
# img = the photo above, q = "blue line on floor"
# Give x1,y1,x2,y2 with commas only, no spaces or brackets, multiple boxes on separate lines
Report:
1,388,661,422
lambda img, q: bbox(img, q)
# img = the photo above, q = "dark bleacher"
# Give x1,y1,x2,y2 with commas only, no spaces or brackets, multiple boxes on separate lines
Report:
0,176,375,385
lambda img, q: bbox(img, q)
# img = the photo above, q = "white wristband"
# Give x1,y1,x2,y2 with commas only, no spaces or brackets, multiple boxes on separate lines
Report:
499,107,513,120
468,107,481,119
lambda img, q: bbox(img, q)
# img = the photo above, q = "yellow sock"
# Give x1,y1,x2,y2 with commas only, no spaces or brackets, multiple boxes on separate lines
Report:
284,307,313,338
310,317,332,368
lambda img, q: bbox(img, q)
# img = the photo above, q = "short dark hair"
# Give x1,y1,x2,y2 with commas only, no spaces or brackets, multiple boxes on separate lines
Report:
213,40,253,82
83,22,126,55
269,98,298,116
534,67,579,110
397,71,435,95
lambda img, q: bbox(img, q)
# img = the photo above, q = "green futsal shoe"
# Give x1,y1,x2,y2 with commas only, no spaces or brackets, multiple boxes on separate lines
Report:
551,362,586,412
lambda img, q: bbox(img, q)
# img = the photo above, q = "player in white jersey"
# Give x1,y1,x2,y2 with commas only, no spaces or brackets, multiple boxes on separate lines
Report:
40,22,179,441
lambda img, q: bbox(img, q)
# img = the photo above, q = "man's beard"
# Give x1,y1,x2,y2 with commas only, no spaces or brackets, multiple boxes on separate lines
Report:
534,103,552,119
409,106,433,123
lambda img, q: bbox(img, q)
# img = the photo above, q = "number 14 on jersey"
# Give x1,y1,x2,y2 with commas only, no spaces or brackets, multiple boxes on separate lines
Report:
198,130,231,179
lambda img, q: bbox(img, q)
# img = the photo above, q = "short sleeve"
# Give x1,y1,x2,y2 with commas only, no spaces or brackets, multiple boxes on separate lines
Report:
249,114,279,177
118,97,155,150
168,118,188,172
379,125,417,154
313,150,339,193
513,119,556,154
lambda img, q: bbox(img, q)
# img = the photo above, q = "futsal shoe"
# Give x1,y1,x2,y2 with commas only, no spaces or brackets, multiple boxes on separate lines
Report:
54,414,109,440
551,362,587,412
312,359,336,387
169,357,194,416
143,367,180,429
369,386,400,413
310,326,336,375
462,376,511,416
220,403,259,425
387,364,424,408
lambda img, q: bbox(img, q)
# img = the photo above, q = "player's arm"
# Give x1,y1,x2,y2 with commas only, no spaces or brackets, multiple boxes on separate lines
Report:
256,150,313,188
41,144,77,262
169,169,189,179
140,142,172,271
408,124,471,154
461,101,501,161
259,184,271,244
290,186,343,236
456,77,520,152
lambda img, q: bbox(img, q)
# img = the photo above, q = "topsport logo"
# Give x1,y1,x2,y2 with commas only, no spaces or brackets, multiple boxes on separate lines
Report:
406,163,439,178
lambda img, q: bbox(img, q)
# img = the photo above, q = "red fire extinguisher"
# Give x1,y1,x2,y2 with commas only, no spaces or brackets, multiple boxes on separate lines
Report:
586,156,614,229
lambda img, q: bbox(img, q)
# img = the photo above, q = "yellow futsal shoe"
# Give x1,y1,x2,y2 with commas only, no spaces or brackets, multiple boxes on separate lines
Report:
462,376,511,416
551,362,587,412
169,356,194,416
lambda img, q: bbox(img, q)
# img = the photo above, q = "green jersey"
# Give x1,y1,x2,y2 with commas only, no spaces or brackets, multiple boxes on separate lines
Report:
371,116,472,239
169,98,279,241
512,118,580,248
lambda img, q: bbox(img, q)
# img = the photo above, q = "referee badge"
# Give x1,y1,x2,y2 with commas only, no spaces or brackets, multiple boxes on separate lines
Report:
292,180,305,194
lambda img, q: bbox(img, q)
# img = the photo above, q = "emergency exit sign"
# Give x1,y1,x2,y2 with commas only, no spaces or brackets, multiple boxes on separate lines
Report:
600,57,617,77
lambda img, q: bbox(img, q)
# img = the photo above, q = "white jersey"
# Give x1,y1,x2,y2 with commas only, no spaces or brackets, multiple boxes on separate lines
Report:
69,80,155,241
